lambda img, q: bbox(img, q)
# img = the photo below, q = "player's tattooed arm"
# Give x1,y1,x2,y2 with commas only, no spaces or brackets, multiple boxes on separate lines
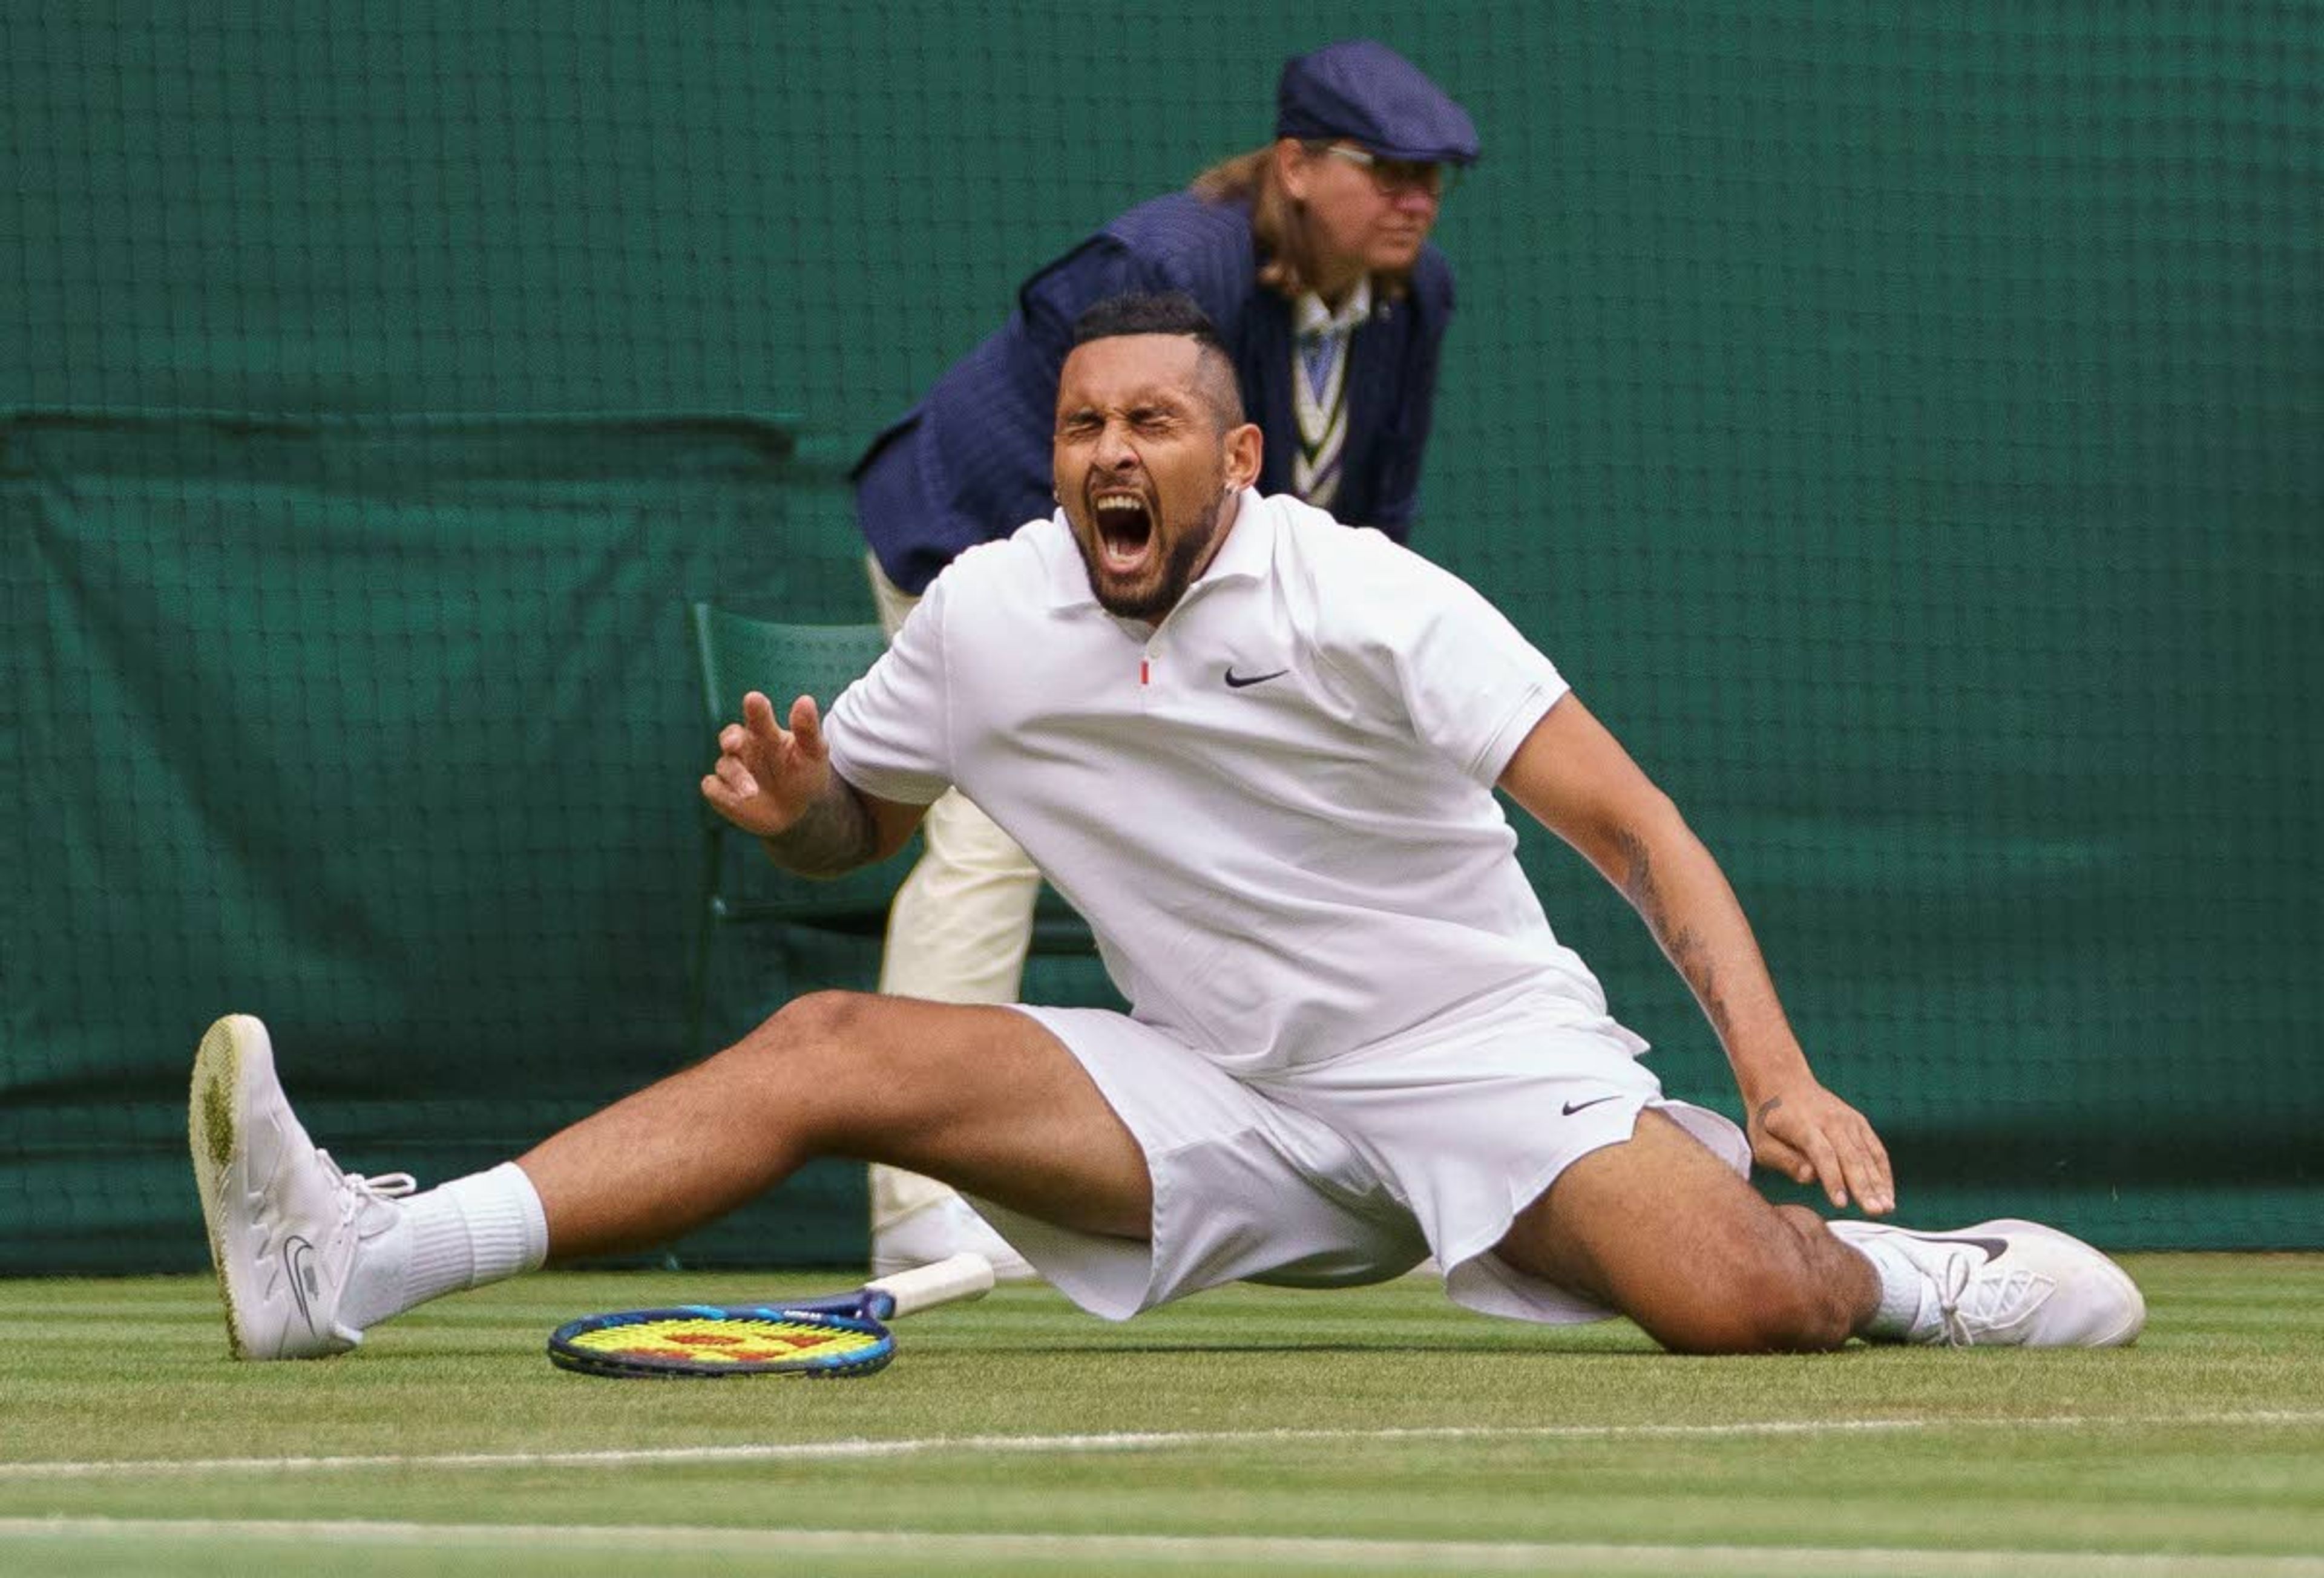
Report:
1613,827,1739,1046
760,778,882,877
1495,695,1894,1211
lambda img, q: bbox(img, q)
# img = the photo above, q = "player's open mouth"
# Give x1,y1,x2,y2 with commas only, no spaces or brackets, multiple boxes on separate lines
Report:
1092,489,1155,571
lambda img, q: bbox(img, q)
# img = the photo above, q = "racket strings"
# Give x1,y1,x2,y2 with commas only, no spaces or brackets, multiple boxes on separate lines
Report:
566,1314,885,1370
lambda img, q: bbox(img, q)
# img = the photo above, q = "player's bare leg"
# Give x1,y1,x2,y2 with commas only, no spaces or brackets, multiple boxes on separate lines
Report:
191,998,1148,1360
517,990,1153,1257
1495,1108,1875,1354
1495,1108,2144,1351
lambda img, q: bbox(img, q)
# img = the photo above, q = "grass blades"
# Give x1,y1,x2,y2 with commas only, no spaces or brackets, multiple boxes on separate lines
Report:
1,1254,2319,1576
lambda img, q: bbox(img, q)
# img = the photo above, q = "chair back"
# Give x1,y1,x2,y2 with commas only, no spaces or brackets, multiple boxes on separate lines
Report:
683,604,919,1052
689,604,890,739
682,601,1100,1052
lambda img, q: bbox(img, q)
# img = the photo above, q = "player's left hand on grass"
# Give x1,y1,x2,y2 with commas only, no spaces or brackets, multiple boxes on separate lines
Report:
1747,1080,1895,1216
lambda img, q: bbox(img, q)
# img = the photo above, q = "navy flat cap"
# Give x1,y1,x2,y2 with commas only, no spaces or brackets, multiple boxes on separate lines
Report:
1275,39,1480,166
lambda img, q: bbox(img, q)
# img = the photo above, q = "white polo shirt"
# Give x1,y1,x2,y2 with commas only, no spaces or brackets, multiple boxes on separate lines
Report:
827,491,1618,1076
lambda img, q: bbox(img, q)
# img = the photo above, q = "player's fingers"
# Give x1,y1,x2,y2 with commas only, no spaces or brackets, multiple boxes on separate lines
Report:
1749,1096,1819,1188
741,690,785,739
1843,1120,1897,1216
1794,1124,1853,1210
1804,1099,1891,1215
787,694,826,757
712,753,759,800
1751,1127,1814,1188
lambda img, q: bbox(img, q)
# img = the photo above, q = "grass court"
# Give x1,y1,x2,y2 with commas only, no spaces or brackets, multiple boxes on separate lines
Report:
2,1252,2320,1575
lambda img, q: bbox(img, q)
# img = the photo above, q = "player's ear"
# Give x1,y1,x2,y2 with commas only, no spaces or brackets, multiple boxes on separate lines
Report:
1223,421,1262,491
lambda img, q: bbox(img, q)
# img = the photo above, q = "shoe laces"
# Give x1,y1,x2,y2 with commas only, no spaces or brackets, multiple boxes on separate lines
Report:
317,1148,416,1223
1931,1247,2054,1347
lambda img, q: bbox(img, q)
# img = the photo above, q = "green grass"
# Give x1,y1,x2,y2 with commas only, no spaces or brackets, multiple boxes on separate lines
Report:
2,1256,2320,1576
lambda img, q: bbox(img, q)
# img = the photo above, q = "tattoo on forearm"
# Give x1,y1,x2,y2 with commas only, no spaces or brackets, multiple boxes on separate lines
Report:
1613,828,1655,914
758,781,879,877
1616,829,1738,1044
1756,1095,1784,1129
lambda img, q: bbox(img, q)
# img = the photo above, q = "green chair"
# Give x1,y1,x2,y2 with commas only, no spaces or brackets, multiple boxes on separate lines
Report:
683,604,916,1055
681,601,1101,1055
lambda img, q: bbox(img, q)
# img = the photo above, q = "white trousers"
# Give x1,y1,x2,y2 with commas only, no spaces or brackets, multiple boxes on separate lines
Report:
865,556,1046,1228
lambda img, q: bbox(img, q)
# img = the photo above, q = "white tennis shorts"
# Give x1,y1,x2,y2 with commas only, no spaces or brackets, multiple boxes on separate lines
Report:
967,989,1750,1326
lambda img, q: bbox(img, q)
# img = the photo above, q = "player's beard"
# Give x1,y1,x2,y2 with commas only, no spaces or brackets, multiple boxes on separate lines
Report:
1073,488,1230,623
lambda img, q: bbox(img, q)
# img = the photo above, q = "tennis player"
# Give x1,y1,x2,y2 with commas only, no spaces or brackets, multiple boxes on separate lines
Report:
853,38,1481,1277
192,293,2145,1360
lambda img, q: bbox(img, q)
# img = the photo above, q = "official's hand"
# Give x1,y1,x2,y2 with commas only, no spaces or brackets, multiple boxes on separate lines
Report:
1747,1080,1895,1216
698,690,830,838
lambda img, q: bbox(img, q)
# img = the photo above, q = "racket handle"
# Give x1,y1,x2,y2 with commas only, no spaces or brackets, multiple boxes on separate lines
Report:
864,1252,996,1318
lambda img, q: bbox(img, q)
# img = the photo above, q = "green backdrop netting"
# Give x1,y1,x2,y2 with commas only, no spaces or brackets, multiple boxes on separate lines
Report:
4,4,2317,1271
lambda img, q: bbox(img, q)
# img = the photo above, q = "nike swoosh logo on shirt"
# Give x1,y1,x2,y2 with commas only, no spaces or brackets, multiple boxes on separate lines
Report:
1224,667,1289,690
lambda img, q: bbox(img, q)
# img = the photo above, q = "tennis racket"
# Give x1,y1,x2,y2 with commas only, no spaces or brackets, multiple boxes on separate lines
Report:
547,1252,996,1379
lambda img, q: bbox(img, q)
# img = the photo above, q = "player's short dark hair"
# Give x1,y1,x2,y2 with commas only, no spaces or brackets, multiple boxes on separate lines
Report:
1070,290,1221,349
1068,292,1247,430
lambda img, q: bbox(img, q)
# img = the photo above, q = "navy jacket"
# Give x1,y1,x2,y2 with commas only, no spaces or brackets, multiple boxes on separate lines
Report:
855,190,1455,594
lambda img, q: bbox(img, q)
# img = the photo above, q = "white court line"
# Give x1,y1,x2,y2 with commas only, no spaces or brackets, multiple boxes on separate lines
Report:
3,1517,2322,1575
1,1410,2319,1479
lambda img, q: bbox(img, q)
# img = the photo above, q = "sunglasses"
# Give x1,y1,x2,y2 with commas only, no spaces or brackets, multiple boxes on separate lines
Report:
1316,142,1457,199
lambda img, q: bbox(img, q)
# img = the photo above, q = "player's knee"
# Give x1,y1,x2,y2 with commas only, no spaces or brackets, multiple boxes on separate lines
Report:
711,992,897,1141
730,990,884,1074
768,988,878,1043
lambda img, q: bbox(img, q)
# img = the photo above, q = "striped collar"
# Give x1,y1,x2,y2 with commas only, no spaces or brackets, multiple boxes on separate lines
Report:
1292,278,1374,341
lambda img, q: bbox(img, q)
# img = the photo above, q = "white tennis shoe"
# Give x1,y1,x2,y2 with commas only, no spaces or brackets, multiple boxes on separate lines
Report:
1830,1217,2146,1347
189,1014,414,1360
872,1194,1039,1284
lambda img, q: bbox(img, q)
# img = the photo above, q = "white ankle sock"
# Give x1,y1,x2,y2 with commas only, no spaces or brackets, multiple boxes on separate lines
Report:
1838,1229,1929,1341
343,1162,548,1331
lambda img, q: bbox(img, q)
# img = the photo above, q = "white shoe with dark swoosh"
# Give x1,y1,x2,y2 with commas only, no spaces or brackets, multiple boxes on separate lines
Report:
1829,1217,2147,1347
189,1014,414,1360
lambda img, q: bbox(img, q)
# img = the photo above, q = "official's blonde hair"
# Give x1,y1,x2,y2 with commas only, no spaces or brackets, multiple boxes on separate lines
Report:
1188,142,1416,304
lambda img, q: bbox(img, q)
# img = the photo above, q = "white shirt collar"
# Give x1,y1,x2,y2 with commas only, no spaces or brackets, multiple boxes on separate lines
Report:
1292,278,1373,341
1196,488,1276,586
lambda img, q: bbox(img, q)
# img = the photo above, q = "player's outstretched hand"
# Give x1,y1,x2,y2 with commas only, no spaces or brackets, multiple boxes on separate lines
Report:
1748,1080,1896,1216
700,690,831,839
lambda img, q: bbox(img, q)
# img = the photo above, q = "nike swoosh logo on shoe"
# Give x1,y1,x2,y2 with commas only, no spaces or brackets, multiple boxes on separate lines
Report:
1897,1231,2013,1263
283,1236,321,1332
